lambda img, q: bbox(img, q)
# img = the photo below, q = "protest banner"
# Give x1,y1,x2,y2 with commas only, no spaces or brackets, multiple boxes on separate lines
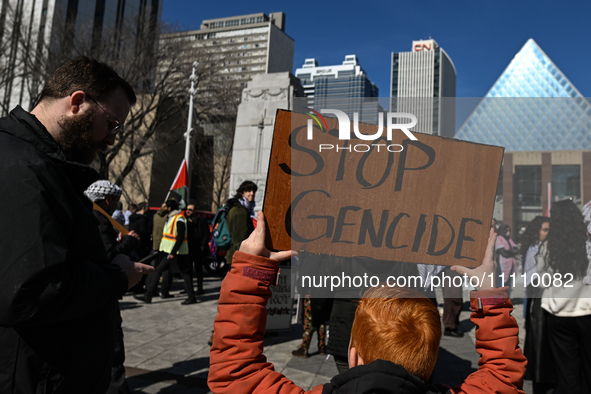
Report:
264,110,503,268
265,266,292,331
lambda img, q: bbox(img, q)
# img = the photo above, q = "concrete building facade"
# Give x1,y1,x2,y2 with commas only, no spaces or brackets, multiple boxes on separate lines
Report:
229,72,303,211
153,12,295,210
159,12,294,88
294,55,380,124
390,39,456,137
0,0,162,115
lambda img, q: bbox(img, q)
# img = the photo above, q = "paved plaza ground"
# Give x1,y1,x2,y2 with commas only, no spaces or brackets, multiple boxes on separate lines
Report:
121,273,534,393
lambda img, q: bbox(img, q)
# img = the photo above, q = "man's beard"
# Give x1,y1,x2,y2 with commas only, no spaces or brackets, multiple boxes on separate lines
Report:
57,109,108,164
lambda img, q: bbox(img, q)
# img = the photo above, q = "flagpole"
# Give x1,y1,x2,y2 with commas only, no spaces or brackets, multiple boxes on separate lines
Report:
184,61,198,175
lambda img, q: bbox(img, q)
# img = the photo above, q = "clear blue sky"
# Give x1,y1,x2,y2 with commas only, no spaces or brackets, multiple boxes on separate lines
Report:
162,0,591,101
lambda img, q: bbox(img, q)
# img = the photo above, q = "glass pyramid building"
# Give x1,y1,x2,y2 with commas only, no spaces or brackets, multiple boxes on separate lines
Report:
455,39,591,151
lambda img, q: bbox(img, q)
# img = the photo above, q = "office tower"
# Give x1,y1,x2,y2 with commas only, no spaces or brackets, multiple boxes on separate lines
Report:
0,0,162,115
294,55,380,124
455,39,591,229
150,13,294,210
159,12,294,87
390,39,456,137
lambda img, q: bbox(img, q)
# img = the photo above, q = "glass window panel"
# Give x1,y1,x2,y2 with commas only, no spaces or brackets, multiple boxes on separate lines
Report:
514,165,542,207
552,165,581,205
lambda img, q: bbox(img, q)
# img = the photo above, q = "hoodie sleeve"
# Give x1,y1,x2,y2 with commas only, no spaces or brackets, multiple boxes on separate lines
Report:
208,251,323,394
450,289,527,394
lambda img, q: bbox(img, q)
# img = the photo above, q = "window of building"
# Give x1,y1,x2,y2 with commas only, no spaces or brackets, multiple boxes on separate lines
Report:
240,17,257,25
552,165,581,205
514,165,542,207
493,168,504,223
496,167,503,197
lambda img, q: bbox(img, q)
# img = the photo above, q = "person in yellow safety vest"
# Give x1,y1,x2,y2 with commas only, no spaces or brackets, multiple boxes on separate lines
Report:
135,199,198,305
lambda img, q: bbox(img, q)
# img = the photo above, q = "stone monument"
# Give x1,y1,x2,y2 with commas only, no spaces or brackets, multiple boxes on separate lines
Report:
229,72,303,211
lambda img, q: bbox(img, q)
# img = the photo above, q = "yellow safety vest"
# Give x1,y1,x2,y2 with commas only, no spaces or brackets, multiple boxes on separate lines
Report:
159,213,189,255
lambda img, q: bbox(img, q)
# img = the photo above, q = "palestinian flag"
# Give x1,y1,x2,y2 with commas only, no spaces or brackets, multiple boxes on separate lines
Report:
167,159,189,209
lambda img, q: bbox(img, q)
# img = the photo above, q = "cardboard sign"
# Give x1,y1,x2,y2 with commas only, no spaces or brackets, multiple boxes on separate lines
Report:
265,266,292,332
263,110,503,268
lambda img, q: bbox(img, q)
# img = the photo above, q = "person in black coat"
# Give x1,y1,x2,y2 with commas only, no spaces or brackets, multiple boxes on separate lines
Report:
128,201,152,295
86,181,140,261
0,56,153,393
85,180,140,394
128,201,152,259
186,203,211,295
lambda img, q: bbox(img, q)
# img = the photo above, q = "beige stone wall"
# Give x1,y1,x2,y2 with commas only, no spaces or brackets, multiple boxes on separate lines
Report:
551,150,582,165
511,150,583,167
512,151,542,166
108,94,157,207
111,147,155,207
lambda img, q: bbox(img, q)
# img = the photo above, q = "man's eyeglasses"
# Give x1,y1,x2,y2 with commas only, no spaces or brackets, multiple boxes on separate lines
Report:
86,94,123,135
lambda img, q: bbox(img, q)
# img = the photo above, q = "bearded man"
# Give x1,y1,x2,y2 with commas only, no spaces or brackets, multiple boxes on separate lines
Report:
0,56,153,393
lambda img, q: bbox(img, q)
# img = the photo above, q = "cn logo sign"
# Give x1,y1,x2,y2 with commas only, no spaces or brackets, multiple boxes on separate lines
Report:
307,109,418,141
414,43,432,51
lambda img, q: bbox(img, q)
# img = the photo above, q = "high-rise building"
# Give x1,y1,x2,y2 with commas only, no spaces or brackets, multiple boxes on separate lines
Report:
455,39,591,230
390,39,456,137
150,13,294,211
159,12,294,87
294,55,380,124
0,0,162,115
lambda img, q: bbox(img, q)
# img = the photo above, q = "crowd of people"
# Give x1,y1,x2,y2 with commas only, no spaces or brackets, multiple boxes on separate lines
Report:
490,204,591,394
1,55,590,394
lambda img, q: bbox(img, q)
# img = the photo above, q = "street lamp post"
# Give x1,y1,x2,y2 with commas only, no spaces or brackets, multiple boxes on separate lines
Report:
184,61,198,173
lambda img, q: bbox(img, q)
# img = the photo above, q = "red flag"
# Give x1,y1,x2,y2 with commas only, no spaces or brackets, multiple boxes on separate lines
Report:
171,159,188,190
166,159,189,209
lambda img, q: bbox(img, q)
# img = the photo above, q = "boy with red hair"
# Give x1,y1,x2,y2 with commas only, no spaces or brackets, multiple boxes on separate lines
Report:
208,212,526,393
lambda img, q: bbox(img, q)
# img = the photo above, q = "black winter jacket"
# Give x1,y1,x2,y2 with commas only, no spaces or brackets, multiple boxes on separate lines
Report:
0,107,128,393
187,215,210,258
94,210,139,261
128,212,151,253
323,360,449,394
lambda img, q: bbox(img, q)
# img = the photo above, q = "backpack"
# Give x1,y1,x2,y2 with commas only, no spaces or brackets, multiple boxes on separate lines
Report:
212,206,232,251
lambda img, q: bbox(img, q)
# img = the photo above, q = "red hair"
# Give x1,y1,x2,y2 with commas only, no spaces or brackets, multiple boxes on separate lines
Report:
350,285,441,380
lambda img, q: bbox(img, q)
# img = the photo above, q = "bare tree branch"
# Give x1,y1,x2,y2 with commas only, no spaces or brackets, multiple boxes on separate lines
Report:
0,11,242,209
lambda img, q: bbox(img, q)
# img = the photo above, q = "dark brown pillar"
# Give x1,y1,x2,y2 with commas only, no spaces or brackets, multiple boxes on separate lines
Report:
503,153,513,229
583,152,591,206
541,153,552,216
